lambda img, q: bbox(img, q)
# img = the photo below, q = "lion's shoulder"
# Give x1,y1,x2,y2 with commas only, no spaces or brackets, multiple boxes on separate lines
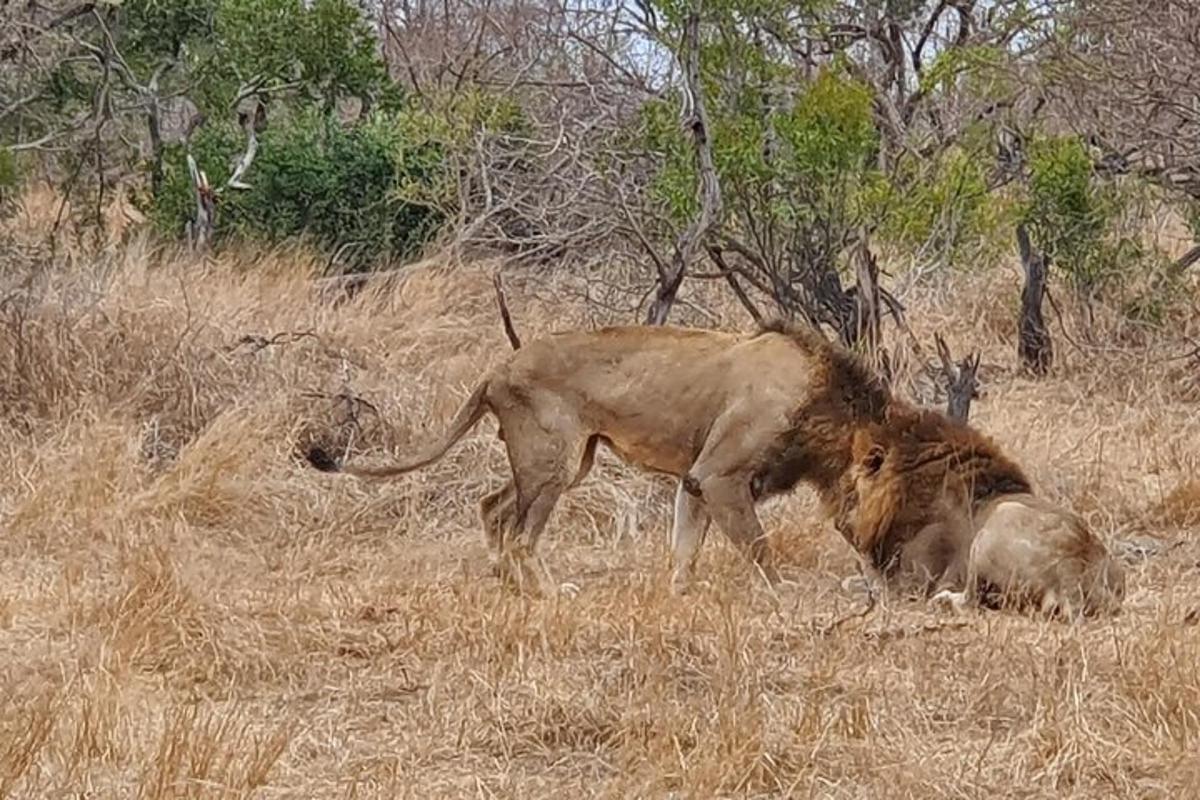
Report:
754,317,890,416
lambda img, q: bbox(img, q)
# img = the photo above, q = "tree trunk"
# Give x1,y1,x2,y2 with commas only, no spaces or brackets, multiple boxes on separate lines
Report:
852,242,883,358
1016,223,1053,376
185,100,261,252
645,6,722,326
185,154,215,251
852,243,897,383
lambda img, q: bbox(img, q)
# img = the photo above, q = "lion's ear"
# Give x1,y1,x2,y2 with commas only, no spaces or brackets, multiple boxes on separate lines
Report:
860,443,885,476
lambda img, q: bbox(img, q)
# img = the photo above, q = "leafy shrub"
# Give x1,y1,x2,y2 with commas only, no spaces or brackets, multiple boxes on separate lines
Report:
1021,134,1180,320
644,66,880,266
871,148,1015,266
643,54,1018,295
1024,137,1103,276
1023,135,1135,294
153,109,446,267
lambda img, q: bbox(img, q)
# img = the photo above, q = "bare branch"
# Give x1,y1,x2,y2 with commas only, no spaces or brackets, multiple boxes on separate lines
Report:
492,272,522,350
705,246,764,324
645,6,722,326
933,332,981,422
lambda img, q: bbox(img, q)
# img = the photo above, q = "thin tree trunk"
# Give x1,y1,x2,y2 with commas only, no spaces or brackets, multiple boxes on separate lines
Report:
1016,223,1053,376
706,246,764,323
645,6,722,325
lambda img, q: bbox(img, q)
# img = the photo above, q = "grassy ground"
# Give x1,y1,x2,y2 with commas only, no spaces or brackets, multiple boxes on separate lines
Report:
3,189,1200,798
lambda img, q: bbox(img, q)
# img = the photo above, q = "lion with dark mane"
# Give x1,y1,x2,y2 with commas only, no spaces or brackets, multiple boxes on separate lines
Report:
834,403,1126,619
312,318,891,593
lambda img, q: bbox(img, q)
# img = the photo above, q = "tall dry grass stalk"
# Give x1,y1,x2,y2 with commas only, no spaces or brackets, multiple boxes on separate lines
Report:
1,188,1200,798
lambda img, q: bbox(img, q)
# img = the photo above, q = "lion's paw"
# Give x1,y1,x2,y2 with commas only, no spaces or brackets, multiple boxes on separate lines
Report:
931,589,969,613
841,574,876,597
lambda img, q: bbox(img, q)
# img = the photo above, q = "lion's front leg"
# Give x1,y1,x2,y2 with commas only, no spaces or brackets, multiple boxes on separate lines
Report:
690,475,780,586
670,479,712,594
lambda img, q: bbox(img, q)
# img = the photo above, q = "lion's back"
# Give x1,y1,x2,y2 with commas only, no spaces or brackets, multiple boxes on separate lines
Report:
495,321,850,406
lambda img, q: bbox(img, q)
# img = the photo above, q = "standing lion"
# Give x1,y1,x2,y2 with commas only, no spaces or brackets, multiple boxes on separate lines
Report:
312,319,891,594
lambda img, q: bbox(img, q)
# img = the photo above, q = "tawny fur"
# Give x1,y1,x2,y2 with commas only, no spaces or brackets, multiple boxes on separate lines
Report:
940,494,1126,618
314,319,890,594
834,404,1126,619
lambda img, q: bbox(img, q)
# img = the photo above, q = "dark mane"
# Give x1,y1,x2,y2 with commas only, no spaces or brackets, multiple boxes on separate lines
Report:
885,406,1033,505
755,317,890,419
841,403,1035,573
748,318,894,503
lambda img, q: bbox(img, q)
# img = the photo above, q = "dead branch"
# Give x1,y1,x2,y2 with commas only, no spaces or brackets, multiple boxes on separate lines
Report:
645,7,722,325
299,390,381,418
186,98,262,251
492,272,522,350
229,330,320,354
1016,223,1054,376
705,246,764,323
852,241,884,365
1169,243,1200,278
933,332,981,422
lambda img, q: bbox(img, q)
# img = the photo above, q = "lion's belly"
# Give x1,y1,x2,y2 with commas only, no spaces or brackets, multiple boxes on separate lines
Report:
600,433,692,477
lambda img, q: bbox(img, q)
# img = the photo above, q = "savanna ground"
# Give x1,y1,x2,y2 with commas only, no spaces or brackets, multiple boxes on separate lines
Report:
3,187,1200,799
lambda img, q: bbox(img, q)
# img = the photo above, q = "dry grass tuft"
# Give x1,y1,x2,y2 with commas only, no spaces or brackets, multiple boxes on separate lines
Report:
2,190,1200,797
1157,479,1200,528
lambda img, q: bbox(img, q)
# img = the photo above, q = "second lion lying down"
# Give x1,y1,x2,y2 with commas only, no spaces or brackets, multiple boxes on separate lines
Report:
833,403,1126,619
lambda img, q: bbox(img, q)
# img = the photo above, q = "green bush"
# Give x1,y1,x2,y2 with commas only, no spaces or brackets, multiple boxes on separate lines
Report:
1022,135,1160,299
642,57,1015,286
1023,136,1111,292
871,148,1014,266
643,67,881,249
153,109,446,266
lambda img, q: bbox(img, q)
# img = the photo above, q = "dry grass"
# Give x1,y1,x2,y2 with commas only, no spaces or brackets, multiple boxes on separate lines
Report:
2,190,1200,799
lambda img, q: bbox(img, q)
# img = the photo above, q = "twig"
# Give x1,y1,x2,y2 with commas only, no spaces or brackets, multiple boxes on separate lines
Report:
229,330,320,353
492,273,522,350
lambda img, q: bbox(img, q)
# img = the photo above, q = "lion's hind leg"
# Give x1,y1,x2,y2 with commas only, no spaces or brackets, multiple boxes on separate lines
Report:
479,481,517,575
492,407,592,595
481,436,598,581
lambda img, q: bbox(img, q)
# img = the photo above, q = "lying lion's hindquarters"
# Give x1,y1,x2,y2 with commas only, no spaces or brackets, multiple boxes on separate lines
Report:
965,496,1126,617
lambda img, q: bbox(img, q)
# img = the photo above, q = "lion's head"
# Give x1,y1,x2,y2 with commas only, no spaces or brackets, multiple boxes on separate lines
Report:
834,402,1032,574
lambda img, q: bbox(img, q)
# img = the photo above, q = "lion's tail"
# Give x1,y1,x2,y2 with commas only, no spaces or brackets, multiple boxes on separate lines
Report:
316,381,491,479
